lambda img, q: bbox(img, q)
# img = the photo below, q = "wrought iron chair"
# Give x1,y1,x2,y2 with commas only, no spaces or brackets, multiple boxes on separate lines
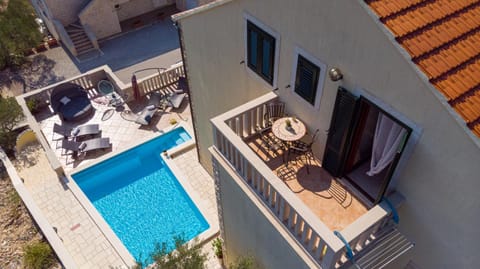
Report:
263,101,286,127
255,125,285,159
288,129,320,174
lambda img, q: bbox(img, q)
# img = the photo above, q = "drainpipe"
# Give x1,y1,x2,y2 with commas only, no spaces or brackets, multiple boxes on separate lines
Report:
174,20,202,163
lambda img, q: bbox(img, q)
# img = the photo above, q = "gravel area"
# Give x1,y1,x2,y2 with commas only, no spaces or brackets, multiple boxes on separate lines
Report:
0,169,61,269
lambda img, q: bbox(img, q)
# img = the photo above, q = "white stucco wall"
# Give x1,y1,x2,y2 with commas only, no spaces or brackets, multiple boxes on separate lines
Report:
177,0,480,268
213,151,319,269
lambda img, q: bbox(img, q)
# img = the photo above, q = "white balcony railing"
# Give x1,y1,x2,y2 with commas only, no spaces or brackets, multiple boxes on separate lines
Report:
137,63,185,96
211,92,396,268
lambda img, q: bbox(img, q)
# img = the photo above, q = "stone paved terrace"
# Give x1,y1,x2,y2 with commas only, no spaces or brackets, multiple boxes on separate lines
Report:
36,91,191,171
16,89,222,267
246,133,368,231
14,143,127,268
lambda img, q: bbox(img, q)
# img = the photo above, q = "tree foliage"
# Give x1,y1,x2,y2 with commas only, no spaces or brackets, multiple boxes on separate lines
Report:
0,96,24,152
136,236,207,269
0,0,43,69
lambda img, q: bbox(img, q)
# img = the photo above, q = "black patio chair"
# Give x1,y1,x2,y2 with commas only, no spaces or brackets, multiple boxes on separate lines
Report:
53,123,100,141
255,125,285,159
135,91,167,125
288,129,320,174
263,101,286,128
61,137,111,163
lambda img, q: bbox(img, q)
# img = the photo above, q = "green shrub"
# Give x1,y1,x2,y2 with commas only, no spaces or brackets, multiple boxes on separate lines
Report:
0,0,43,70
212,237,223,258
23,241,54,269
0,97,24,154
137,235,207,269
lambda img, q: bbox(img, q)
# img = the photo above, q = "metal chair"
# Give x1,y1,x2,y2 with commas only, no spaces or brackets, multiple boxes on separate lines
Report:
255,125,285,159
288,129,320,174
264,102,286,127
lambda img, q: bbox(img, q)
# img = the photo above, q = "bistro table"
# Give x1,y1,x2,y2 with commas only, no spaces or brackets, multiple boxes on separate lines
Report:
272,117,306,142
272,117,306,165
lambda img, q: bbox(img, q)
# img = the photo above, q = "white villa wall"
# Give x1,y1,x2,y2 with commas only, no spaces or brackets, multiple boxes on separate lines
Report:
213,151,319,269
177,0,480,268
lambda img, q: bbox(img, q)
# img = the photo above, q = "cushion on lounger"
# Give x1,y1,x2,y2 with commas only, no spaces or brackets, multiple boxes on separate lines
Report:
146,105,156,111
71,127,80,136
79,142,87,151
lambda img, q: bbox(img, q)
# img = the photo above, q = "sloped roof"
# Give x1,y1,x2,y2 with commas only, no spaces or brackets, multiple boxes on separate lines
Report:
365,0,480,137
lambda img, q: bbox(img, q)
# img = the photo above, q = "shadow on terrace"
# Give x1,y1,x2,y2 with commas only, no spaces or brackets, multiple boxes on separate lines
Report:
246,132,367,231
20,63,190,171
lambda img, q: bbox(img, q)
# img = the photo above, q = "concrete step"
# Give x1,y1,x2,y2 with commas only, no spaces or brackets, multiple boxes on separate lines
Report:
69,31,87,38
71,36,90,44
69,23,83,29
77,47,96,56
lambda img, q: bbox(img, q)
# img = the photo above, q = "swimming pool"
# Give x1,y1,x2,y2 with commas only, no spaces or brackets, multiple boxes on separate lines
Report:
71,127,209,262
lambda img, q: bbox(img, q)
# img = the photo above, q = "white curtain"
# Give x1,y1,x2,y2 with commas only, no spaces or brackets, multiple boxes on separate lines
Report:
367,113,406,176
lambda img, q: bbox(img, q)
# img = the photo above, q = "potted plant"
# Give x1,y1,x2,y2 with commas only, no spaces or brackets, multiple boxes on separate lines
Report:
212,237,223,259
285,119,292,130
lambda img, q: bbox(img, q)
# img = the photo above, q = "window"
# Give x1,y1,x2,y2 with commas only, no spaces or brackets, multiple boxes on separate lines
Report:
291,47,326,109
294,55,320,105
247,21,276,85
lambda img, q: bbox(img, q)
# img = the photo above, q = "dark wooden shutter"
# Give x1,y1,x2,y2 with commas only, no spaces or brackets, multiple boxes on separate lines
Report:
322,87,359,177
294,55,320,105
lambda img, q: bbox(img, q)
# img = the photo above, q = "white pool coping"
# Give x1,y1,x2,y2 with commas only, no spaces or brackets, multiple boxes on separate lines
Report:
65,122,218,266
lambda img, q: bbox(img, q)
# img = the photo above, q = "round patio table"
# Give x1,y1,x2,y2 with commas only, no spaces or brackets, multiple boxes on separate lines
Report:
272,117,306,142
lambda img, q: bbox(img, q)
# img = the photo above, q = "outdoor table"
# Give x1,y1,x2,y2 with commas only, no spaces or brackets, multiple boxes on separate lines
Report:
272,117,306,165
272,117,306,142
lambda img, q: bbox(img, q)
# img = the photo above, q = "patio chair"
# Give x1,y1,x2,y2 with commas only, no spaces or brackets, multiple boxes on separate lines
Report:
167,90,187,109
53,123,100,140
288,129,320,174
255,125,285,159
264,102,286,128
61,137,111,162
135,92,166,125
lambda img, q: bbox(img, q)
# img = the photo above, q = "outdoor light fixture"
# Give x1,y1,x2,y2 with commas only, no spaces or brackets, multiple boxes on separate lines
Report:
328,67,343,81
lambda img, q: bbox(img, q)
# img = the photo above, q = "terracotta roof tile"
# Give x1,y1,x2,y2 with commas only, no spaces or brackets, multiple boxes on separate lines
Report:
366,0,480,138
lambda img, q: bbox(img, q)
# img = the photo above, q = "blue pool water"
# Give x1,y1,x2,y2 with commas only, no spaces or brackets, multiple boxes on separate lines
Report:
71,127,209,263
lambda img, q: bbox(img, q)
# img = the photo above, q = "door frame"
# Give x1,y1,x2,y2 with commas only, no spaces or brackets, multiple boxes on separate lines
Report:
343,96,412,204
323,87,418,206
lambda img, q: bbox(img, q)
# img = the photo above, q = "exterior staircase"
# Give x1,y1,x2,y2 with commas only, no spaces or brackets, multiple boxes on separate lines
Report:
66,22,95,56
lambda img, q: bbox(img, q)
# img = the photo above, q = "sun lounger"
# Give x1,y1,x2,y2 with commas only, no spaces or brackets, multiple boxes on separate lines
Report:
167,90,186,109
61,137,111,161
135,92,166,125
53,123,100,140
164,77,189,109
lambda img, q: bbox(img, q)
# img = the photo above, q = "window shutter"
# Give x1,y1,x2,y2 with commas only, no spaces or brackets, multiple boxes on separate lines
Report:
246,20,275,85
322,87,359,177
295,55,320,105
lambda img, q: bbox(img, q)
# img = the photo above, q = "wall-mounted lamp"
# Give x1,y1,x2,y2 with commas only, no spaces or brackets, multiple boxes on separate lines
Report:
328,67,343,81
